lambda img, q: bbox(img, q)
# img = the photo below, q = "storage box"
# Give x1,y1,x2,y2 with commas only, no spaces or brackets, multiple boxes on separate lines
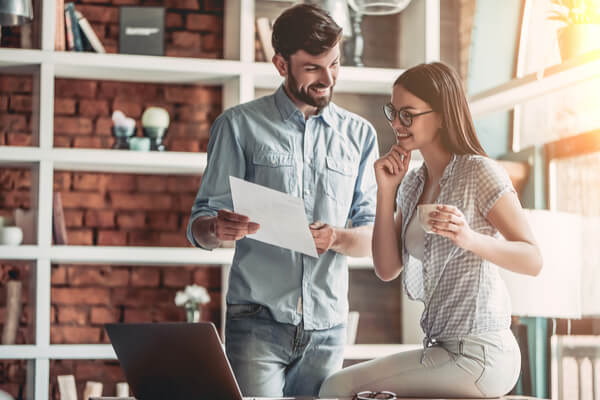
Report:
119,6,164,56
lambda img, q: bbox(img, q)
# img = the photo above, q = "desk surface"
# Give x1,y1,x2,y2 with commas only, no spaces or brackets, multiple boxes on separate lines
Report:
92,396,546,400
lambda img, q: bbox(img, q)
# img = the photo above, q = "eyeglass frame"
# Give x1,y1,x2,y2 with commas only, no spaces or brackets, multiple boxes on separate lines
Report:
383,103,434,128
352,390,397,400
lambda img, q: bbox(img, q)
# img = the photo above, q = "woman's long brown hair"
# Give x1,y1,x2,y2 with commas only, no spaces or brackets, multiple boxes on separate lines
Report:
394,62,487,156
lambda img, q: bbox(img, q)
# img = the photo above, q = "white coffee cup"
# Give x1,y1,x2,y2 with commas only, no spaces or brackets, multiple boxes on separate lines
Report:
0,226,23,246
417,204,441,233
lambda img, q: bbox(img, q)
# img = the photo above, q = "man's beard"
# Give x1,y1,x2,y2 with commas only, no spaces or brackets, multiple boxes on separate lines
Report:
287,68,334,109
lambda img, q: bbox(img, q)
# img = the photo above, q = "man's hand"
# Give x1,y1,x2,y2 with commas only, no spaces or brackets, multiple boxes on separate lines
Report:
214,209,260,241
310,221,337,255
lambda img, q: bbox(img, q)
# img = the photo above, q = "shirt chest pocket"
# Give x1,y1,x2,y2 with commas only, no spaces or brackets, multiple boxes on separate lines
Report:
251,152,296,193
324,156,357,204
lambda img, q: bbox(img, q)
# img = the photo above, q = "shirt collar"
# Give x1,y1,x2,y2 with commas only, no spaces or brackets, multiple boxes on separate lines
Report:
274,84,335,127
415,153,457,186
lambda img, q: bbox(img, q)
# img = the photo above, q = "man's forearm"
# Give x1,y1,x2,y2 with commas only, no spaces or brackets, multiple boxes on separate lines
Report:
330,225,373,258
191,216,221,250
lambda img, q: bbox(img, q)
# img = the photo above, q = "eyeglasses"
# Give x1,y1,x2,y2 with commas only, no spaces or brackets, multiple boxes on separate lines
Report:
383,103,433,127
353,390,397,400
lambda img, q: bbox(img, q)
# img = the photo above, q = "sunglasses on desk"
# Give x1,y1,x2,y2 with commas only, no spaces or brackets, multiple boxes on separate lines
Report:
353,390,397,399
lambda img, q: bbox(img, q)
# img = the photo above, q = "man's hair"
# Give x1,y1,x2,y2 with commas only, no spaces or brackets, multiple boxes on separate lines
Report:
272,3,342,60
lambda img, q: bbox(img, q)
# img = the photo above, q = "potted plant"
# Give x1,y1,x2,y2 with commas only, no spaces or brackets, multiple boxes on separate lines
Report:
549,0,600,61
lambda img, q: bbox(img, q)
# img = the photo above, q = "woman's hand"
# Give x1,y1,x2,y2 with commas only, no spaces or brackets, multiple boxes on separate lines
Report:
429,205,475,250
374,145,411,194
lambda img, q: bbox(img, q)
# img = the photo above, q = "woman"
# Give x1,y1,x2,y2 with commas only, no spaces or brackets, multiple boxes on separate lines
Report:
319,62,543,398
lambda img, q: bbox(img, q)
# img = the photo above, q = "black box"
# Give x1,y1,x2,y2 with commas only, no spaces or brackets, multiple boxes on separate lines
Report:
119,6,165,56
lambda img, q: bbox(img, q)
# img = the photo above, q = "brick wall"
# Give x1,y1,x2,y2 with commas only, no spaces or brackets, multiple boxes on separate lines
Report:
0,75,34,147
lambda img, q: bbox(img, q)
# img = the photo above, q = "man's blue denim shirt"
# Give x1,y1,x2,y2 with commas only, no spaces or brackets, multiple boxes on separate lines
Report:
187,85,378,330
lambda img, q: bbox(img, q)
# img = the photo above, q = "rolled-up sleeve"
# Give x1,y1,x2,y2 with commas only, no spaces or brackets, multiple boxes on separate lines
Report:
186,113,246,248
348,124,379,227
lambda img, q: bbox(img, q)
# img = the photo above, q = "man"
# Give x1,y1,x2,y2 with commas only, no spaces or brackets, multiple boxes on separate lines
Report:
187,4,378,397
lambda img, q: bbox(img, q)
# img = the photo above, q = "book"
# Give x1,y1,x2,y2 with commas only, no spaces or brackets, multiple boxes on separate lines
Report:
53,192,69,245
1,274,22,345
256,17,275,62
55,0,66,50
57,375,77,400
64,4,75,50
65,2,84,51
76,10,106,53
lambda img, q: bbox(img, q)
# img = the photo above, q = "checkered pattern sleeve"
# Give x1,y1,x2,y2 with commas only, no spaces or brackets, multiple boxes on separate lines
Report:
475,157,516,218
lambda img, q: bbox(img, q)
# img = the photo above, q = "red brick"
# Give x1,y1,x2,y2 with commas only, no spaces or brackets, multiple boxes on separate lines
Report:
112,99,142,118
53,172,72,191
97,230,127,246
112,0,139,4
107,175,135,192
0,192,30,208
9,95,32,112
55,98,77,115
57,306,88,324
0,76,32,92
54,116,94,135
166,0,200,9
90,306,120,324
53,135,72,147
73,136,113,148
51,326,101,344
164,86,213,104
79,99,109,117
167,175,201,193
123,308,153,322
62,192,105,210
85,209,115,228
174,194,195,212
127,231,161,246
95,116,113,136
172,31,202,48
162,268,192,288
131,269,160,287
0,95,7,111
202,33,220,52
68,266,129,287
154,305,185,321
109,192,172,210
55,79,98,99
0,114,28,132
112,287,173,306
51,305,57,323
52,287,110,305
159,232,190,247
176,104,210,122
73,172,107,192
6,133,31,146
116,211,146,229
147,211,179,231
136,175,167,192
76,5,119,23
193,268,221,289
66,229,94,245
166,13,184,28
51,265,68,285
64,210,84,227
186,14,220,32
204,0,224,12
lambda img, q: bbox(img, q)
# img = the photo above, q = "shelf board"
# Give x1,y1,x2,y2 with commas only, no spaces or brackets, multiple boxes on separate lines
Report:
470,49,600,117
252,62,401,95
0,343,419,360
0,146,41,165
52,51,243,84
52,148,207,175
0,48,43,69
50,246,233,266
0,245,41,261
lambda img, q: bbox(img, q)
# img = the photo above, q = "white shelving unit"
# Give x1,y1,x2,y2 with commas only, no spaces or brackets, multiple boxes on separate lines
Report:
0,0,441,398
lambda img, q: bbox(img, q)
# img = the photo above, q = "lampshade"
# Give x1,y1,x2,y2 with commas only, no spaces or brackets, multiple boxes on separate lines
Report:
347,0,411,15
0,0,33,26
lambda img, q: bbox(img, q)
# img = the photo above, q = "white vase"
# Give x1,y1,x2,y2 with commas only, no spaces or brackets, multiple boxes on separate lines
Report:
0,226,23,246
185,306,201,323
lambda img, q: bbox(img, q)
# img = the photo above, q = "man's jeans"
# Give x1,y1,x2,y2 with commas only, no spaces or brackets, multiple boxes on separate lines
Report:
225,303,346,397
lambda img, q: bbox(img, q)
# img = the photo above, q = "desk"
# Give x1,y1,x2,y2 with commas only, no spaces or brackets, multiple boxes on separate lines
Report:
93,395,546,400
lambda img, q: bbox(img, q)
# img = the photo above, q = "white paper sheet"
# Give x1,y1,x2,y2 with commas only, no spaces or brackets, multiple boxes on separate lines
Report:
229,176,318,258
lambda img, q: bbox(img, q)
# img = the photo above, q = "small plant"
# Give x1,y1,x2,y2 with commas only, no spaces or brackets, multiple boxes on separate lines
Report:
175,284,211,322
549,0,600,24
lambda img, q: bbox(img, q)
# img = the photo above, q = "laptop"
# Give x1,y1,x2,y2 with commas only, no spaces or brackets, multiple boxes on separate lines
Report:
105,322,244,400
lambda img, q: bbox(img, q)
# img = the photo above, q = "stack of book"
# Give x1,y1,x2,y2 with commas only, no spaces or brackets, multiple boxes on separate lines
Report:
55,1,106,53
